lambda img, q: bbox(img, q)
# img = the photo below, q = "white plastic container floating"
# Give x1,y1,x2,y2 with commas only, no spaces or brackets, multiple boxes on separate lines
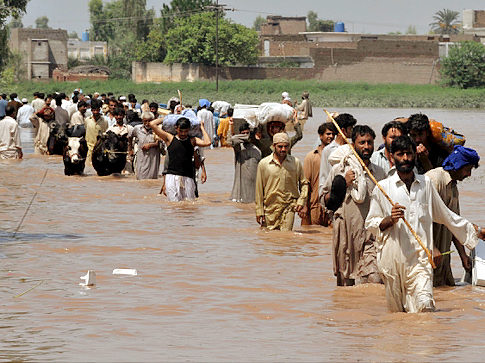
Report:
80,270,96,286
472,240,485,286
112,268,138,276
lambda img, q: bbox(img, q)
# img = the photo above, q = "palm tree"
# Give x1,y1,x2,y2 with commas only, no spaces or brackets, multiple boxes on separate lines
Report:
430,9,460,35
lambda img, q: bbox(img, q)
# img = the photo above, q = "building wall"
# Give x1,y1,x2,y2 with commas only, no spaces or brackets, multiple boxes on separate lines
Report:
9,28,68,79
260,16,306,36
52,69,109,81
132,62,200,83
67,39,108,60
133,61,440,85
474,10,485,27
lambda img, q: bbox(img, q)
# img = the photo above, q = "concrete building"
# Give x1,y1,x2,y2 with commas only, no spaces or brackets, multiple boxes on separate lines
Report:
9,28,68,80
463,9,485,40
68,39,108,60
260,16,307,36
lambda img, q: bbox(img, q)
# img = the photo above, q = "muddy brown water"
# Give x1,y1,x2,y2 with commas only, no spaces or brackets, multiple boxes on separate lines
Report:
1,107,485,361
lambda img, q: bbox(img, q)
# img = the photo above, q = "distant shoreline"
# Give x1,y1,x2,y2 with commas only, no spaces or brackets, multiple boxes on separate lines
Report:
7,79,485,109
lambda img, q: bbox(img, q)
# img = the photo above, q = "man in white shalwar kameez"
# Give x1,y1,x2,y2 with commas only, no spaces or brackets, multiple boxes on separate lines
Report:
365,136,485,313
197,100,214,148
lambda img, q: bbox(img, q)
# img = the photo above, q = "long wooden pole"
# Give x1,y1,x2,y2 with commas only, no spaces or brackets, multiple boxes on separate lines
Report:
324,109,436,268
177,89,182,108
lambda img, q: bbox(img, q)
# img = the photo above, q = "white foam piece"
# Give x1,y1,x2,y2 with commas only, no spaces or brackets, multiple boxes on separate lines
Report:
80,270,96,286
113,268,138,276
472,240,485,286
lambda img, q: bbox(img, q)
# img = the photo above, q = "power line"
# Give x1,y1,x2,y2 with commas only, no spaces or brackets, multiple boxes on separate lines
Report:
90,8,209,24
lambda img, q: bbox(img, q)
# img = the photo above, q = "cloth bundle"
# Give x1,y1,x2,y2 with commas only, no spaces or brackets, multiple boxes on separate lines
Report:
256,102,295,126
162,109,202,138
211,101,231,116
233,104,260,128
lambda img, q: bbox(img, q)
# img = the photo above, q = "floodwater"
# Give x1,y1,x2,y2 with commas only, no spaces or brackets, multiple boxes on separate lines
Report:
1,107,485,361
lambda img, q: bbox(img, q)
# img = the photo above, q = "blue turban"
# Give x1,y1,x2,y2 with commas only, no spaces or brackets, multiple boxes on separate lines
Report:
199,99,210,108
442,145,480,171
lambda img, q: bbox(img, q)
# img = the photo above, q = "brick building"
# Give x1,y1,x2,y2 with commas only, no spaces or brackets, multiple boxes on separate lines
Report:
463,9,485,39
9,28,68,80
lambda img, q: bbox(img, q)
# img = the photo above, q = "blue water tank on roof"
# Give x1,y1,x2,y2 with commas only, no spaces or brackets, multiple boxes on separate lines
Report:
334,22,345,32
81,31,89,42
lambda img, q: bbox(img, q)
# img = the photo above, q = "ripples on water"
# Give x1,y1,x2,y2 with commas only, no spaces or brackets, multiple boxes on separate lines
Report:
1,108,485,361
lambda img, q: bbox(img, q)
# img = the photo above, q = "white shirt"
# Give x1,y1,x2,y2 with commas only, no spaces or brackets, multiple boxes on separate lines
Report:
70,110,86,126
31,98,45,112
104,114,116,128
16,104,34,127
197,108,214,141
61,98,72,111
318,140,340,198
370,148,392,175
0,116,21,153
365,172,478,312
68,103,78,118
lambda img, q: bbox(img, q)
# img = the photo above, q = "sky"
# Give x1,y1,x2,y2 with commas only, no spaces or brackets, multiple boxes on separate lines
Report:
16,0,485,36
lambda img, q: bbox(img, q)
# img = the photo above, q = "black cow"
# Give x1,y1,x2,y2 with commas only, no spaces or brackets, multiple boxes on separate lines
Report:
92,131,128,176
47,121,68,155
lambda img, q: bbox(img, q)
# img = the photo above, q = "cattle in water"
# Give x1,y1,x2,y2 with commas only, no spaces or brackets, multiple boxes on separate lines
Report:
47,121,68,155
63,137,88,175
63,125,88,176
92,131,128,176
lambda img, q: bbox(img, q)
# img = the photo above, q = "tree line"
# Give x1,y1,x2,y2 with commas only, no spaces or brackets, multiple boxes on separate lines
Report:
1,3,485,88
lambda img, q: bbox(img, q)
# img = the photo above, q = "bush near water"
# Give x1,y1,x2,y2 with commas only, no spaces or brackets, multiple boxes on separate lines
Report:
440,41,485,89
6,79,485,109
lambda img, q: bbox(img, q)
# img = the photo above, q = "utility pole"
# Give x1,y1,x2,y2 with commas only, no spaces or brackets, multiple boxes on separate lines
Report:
205,2,233,92
215,0,219,92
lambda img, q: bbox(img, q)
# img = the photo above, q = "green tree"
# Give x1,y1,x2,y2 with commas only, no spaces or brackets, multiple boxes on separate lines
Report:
440,41,485,88
159,0,212,33
8,17,23,28
0,0,29,71
135,20,167,62
430,9,460,35
35,15,49,29
164,12,259,66
253,15,265,31
307,11,334,32
88,0,154,78
68,31,79,39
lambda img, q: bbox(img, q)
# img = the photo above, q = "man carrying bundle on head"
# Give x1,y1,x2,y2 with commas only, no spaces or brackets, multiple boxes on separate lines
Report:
150,116,211,201
251,117,302,158
365,135,485,313
255,132,309,231
408,113,450,174
229,121,262,203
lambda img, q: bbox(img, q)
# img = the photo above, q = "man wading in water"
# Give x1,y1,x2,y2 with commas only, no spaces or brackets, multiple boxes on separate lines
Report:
255,132,309,231
150,117,211,201
365,136,485,313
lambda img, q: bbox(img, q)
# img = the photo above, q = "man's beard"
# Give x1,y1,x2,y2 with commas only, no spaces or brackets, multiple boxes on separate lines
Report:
385,142,391,153
356,148,372,161
395,158,414,173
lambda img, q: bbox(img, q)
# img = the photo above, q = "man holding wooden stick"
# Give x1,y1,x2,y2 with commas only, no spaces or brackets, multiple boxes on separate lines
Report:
322,125,386,286
365,135,485,313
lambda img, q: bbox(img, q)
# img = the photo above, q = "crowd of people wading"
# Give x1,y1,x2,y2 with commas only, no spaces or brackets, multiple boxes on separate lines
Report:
1,88,485,313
